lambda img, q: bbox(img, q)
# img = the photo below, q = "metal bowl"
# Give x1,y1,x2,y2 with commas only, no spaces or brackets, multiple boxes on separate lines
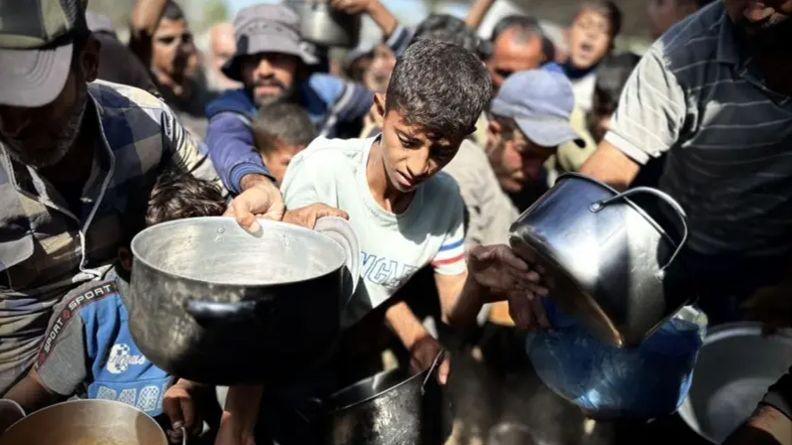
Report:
0,399,167,445
678,322,792,443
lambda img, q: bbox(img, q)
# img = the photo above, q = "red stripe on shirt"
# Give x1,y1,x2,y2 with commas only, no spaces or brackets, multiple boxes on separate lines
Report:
432,253,465,266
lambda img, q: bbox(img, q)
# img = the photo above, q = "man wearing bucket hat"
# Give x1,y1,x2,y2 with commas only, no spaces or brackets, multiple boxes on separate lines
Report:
205,4,374,197
0,0,282,395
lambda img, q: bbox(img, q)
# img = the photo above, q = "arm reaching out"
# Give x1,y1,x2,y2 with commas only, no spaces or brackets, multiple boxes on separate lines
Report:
465,0,497,29
330,0,398,37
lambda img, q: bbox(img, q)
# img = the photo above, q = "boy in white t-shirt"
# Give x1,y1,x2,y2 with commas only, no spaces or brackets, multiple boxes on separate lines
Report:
217,39,547,445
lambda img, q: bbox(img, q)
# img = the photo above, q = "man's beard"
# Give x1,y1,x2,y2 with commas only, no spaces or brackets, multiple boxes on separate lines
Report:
740,13,792,50
251,78,297,108
2,83,89,169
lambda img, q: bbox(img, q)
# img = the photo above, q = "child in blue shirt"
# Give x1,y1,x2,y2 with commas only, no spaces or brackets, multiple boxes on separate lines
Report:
4,171,227,443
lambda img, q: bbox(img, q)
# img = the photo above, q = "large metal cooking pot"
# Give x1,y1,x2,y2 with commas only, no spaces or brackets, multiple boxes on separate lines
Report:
127,216,360,385
0,400,167,445
289,0,361,48
509,173,689,347
678,322,792,443
321,354,448,445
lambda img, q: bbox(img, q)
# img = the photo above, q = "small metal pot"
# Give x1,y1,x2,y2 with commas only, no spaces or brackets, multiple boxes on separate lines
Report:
127,216,360,385
0,400,168,445
321,353,447,445
678,322,792,443
290,0,361,48
510,173,689,347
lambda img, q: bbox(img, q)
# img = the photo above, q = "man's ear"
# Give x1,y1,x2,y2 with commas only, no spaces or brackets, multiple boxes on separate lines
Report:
373,93,386,124
80,34,101,83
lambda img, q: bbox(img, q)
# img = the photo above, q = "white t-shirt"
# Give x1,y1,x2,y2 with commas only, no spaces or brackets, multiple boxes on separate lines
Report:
281,136,467,326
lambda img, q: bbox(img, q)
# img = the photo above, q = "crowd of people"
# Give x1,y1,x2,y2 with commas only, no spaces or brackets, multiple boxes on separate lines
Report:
0,0,790,444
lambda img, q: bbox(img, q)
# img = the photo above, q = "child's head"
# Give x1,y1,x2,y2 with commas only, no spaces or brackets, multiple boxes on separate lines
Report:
567,1,622,71
589,52,640,142
374,39,491,192
118,171,227,271
251,102,316,184
145,170,227,226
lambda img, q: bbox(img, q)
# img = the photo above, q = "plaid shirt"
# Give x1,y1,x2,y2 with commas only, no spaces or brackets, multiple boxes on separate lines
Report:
0,81,217,393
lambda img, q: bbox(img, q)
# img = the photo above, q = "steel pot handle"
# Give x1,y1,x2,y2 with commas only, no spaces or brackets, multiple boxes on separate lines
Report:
315,217,361,303
420,350,446,395
184,299,271,325
590,187,689,271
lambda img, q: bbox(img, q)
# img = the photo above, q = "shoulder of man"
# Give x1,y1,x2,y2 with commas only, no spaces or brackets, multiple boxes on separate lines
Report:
305,73,346,105
89,80,166,111
38,280,120,362
205,89,256,119
646,1,726,75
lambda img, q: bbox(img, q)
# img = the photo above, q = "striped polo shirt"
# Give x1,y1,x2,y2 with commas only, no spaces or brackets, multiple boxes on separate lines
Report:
0,81,217,393
605,2,792,257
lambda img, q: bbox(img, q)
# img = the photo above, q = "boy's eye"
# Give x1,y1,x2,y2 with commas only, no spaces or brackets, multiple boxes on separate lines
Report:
399,136,420,149
157,36,176,45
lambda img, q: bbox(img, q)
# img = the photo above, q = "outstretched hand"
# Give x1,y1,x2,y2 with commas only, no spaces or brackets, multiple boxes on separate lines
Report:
468,245,550,329
226,175,285,233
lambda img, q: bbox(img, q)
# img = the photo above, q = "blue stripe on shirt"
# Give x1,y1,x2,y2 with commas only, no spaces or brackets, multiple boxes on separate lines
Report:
439,239,464,251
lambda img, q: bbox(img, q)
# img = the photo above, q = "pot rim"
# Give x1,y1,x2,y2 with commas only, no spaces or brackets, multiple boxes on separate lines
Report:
556,173,680,249
4,399,166,439
131,216,347,287
324,367,429,414
678,321,792,443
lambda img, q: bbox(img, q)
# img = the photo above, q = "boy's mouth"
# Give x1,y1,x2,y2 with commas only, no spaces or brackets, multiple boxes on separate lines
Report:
396,171,419,190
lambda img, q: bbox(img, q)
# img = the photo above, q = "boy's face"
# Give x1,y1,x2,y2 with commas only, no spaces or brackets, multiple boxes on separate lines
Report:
378,101,465,193
261,139,304,185
487,120,556,193
567,8,613,70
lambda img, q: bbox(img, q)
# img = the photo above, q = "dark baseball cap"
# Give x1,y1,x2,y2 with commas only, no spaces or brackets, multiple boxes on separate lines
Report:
0,0,88,107
223,4,317,82
490,69,584,148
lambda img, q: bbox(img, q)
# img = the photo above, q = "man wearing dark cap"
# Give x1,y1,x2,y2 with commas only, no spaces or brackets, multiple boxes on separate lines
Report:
0,0,282,394
205,4,374,197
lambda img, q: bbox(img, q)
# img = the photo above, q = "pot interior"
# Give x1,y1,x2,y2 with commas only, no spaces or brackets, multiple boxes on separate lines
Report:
0,400,166,445
131,216,346,286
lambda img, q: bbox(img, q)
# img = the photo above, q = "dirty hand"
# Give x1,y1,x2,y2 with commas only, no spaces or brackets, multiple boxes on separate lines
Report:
282,203,349,229
163,379,202,444
329,0,374,14
225,175,285,232
409,335,450,386
468,245,550,329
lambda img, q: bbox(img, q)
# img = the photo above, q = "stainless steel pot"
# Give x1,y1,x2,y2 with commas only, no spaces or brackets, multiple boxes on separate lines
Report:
126,216,360,385
678,322,792,443
289,0,361,48
509,173,689,347
0,400,168,445
321,353,448,445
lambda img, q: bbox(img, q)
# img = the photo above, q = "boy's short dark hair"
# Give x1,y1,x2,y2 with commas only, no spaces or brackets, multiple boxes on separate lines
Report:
145,171,226,227
386,39,492,140
574,0,622,38
411,14,489,60
252,103,317,154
